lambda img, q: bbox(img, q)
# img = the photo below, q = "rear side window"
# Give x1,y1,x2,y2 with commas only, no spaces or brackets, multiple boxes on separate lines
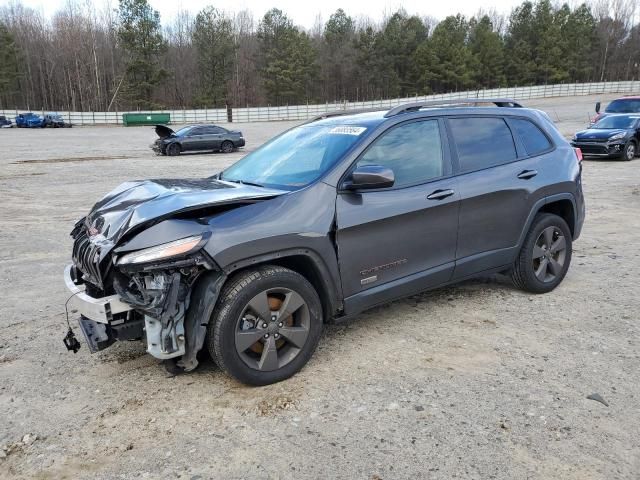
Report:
511,118,551,156
449,117,517,172
356,120,444,187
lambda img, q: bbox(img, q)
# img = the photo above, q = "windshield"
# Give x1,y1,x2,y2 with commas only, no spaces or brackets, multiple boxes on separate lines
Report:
605,99,640,113
174,126,193,137
221,124,367,189
593,115,639,129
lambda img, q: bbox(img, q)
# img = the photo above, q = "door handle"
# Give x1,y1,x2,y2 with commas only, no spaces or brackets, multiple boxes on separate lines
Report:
427,189,455,200
517,169,538,180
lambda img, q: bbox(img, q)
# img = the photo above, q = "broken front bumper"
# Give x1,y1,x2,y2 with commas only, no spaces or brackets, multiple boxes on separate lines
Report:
64,264,133,324
64,263,226,370
64,264,188,362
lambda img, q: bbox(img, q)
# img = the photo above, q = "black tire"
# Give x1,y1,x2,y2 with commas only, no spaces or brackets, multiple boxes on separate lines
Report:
622,141,636,161
208,265,323,386
166,143,181,156
511,213,572,294
220,140,234,154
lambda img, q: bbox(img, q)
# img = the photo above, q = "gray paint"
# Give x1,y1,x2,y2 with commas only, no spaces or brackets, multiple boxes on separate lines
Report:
72,104,586,323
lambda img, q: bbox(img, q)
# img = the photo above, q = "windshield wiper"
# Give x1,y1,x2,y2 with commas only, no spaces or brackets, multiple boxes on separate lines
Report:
224,178,264,188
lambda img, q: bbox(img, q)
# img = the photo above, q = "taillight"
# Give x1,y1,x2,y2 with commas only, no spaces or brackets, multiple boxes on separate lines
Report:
574,147,583,163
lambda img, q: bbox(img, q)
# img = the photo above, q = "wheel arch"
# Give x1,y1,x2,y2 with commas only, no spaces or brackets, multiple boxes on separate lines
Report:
518,194,577,249
538,198,576,237
221,249,342,323
167,140,182,151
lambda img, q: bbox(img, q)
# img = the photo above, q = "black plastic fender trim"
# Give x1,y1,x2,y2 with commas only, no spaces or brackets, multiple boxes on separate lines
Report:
221,248,342,318
180,271,227,371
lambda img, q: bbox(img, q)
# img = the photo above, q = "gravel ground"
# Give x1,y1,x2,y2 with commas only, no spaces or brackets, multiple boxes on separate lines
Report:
1,94,639,479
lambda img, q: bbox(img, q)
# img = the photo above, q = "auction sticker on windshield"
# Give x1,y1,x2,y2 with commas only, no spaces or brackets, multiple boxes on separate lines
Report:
329,126,367,135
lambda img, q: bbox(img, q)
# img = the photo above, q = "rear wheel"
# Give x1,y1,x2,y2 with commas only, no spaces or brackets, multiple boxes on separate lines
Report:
511,213,572,293
623,141,636,161
220,141,234,154
208,266,322,386
166,143,181,156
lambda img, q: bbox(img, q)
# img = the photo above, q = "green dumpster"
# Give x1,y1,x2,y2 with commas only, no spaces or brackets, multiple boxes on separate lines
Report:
122,112,170,126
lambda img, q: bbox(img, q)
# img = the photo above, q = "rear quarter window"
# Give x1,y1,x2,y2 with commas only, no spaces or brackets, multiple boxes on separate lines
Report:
449,117,517,172
510,118,552,156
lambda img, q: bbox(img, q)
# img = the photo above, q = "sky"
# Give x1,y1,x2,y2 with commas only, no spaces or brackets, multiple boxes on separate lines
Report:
14,0,525,27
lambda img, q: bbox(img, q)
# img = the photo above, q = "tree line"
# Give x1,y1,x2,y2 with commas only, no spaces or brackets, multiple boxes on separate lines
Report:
0,0,638,111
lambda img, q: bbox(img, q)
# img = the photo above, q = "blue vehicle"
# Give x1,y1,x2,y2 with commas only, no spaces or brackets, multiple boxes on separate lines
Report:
15,112,44,128
572,114,640,161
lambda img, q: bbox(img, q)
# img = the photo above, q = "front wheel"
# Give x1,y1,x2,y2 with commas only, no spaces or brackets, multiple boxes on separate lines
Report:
166,143,181,156
511,213,572,293
623,141,636,161
208,266,323,386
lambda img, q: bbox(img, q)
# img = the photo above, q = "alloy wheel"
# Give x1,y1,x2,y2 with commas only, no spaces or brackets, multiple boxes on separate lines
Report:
532,226,567,283
626,143,635,160
235,288,310,372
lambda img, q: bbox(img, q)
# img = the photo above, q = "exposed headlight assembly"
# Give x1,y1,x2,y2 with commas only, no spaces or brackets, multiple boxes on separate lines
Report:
117,235,204,265
609,132,626,141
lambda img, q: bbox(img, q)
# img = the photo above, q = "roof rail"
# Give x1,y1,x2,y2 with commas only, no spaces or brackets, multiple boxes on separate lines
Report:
306,107,389,124
384,98,523,118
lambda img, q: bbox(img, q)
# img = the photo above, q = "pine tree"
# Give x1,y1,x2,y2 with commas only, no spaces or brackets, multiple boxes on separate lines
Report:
323,9,355,101
377,11,428,97
353,25,383,100
415,15,474,93
193,6,235,107
257,9,316,105
532,0,567,83
562,4,598,82
468,16,506,88
117,0,167,109
0,22,20,108
504,1,536,85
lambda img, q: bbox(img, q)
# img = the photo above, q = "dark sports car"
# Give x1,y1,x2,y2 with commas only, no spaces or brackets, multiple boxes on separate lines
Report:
152,124,245,156
571,114,639,161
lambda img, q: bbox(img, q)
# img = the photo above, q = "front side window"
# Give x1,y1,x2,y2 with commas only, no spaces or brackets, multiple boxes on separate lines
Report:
222,124,367,189
511,118,552,156
190,127,208,136
355,120,444,187
449,117,517,172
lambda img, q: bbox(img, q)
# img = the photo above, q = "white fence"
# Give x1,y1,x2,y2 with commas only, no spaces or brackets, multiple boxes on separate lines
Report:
3,80,639,126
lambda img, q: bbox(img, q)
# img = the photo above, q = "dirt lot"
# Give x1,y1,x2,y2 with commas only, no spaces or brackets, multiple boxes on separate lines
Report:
1,94,639,479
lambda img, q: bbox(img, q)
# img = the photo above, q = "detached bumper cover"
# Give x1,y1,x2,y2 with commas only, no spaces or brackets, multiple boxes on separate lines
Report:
64,264,133,324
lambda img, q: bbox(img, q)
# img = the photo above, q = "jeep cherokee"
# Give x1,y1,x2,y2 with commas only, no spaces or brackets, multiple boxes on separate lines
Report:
63,98,585,386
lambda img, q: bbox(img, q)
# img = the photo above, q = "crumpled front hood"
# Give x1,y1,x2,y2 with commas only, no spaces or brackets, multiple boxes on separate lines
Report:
80,178,286,252
575,128,627,140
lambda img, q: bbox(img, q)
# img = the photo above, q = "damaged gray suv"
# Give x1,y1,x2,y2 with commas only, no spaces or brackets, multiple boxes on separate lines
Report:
64,99,585,385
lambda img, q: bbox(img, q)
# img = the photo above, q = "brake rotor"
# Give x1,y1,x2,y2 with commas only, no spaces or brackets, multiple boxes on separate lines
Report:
249,294,294,354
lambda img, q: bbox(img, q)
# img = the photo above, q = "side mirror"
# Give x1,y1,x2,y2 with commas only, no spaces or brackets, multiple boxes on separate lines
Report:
595,102,601,113
344,165,395,190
